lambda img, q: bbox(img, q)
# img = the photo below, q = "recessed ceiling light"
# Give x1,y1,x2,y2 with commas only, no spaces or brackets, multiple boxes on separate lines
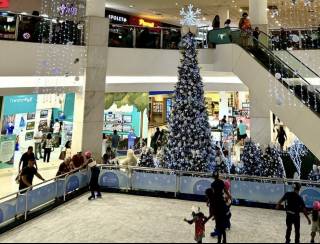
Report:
129,5,134,8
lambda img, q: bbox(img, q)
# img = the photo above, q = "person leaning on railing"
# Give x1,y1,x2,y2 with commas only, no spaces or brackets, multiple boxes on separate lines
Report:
19,159,45,194
56,157,73,177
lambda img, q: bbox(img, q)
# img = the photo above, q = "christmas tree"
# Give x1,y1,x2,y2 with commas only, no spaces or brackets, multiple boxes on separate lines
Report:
139,147,155,168
241,141,264,176
164,32,215,172
262,146,286,178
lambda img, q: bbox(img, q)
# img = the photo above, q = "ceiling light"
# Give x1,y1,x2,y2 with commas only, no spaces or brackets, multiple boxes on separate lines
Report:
129,5,134,8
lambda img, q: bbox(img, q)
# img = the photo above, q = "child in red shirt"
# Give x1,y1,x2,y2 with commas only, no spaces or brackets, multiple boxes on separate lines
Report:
185,207,208,244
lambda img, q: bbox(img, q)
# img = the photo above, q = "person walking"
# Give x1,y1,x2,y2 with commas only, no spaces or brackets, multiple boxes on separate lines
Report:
112,130,120,155
85,151,102,200
151,128,161,154
237,120,248,145
277,183,311,244
277,126,287,151
19,160,45,193
19,146,37,172
33,127,43,160
43,133,54,163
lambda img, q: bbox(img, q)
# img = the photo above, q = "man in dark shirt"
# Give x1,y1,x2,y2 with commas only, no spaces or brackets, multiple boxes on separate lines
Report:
19,146,37,171
277,183,311,243
19,160,45,193
72,152,85,169
210,172,232,243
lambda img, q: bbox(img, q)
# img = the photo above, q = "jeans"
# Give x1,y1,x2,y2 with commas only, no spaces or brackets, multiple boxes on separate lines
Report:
43,148,51,163
35,142,42,159
286,214,300,243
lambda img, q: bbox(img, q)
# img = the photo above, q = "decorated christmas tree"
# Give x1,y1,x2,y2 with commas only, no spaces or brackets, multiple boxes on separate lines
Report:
139,147,155,168
262,146,286,178
164,6,214,172
241,141,264,176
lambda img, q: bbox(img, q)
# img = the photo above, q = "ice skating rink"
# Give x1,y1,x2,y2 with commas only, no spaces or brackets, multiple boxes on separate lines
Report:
0,193,313,243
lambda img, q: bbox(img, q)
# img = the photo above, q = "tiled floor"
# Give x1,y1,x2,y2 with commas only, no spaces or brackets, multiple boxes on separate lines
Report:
0,193,313,243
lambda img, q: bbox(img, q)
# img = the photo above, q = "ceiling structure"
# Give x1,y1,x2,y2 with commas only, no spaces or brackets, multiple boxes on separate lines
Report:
105,0,320,29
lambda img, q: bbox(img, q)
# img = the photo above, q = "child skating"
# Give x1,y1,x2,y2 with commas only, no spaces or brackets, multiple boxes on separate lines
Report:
184,207,208,244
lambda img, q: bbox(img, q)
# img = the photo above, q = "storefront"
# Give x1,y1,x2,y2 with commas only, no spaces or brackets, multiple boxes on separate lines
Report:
0,11,16,40
104,92,149,150
0,93,75,169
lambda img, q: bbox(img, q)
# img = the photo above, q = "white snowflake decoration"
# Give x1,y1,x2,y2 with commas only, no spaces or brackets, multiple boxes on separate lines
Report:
180,4,201,26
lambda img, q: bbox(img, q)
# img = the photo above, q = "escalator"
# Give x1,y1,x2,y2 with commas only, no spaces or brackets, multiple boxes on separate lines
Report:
208,28,320,159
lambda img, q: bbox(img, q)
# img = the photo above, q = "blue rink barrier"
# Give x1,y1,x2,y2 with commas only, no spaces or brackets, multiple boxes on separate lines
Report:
100,166,320,208
0,169,90,227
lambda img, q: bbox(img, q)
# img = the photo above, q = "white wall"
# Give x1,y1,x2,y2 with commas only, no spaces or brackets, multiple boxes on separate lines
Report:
3,0,42,13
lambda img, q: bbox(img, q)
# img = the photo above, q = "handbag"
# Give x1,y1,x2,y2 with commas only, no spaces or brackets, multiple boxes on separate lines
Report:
59,151,66,160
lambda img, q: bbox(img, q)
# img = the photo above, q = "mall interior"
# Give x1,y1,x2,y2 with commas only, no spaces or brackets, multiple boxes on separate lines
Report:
0,0,320,243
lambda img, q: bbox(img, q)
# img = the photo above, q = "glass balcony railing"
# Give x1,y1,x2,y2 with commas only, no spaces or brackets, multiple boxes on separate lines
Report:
108,24,209,49
270,28,320,50
0,10,85,45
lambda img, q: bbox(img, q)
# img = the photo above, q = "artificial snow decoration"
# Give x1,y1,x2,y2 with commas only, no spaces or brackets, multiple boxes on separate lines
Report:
275,73,282,80
262,146,286,178
288,139,308,177
164,32,215,172
139,147,155,168
241,141,264,176
180,4,201,26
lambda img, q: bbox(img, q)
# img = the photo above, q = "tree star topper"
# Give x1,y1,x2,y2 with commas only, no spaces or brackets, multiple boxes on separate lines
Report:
180,4,201,26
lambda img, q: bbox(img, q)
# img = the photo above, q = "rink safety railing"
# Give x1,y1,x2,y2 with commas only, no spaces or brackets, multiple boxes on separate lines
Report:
1,165,320,231
0,167,90,230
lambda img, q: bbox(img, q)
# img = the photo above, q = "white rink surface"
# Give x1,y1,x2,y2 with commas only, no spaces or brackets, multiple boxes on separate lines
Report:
0,194,313,243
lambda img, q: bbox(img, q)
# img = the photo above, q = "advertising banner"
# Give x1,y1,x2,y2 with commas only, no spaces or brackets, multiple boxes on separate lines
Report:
0,135,16,167
4,95,37,116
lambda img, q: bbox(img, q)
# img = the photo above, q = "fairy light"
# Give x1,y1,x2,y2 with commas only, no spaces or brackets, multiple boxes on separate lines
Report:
288,138,308,177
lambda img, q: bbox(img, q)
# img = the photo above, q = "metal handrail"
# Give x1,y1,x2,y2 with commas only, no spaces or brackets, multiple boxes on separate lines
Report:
100,164,320,186
0,166,88,203
259,30,320,79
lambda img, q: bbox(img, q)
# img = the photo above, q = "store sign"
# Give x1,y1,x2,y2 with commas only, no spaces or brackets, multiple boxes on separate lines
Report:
0,0,9,8
108,14,128,24
3,95,37,116
58,3,78,16
139,19,155,28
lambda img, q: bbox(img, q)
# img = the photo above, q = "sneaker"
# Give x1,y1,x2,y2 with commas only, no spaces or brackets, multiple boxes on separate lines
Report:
211,231,219,238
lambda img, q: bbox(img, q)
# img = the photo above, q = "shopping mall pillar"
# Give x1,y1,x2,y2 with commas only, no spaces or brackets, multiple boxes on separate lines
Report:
250,93,272,149
71,0,108,158
249,0,268,33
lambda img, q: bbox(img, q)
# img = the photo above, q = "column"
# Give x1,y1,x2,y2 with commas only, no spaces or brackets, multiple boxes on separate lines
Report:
71,0,108,159
249,0,268,33
219,92,229,120
250,93,272,149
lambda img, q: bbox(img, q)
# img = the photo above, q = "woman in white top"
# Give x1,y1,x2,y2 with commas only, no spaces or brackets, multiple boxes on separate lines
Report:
43,133,54,163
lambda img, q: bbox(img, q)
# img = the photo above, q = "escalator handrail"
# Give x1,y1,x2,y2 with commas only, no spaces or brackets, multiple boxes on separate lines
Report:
259,30,320,79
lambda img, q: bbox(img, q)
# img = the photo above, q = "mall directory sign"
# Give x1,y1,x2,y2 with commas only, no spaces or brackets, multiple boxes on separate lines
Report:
0,0,9,8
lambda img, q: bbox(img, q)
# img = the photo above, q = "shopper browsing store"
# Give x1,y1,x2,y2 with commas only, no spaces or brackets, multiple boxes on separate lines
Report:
33,127,43,160
43,134,54,163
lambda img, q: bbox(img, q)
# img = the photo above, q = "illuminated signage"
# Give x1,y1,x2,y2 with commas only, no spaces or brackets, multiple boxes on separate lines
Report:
0,0,9,8
139,19,155,28
109,14,128,23
58,3,78,16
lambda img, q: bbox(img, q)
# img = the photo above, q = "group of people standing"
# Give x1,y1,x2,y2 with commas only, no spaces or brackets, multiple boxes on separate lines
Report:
33,119,63,163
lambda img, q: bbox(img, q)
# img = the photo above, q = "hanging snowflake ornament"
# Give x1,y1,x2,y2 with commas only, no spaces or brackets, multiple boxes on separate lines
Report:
180,4,201,26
